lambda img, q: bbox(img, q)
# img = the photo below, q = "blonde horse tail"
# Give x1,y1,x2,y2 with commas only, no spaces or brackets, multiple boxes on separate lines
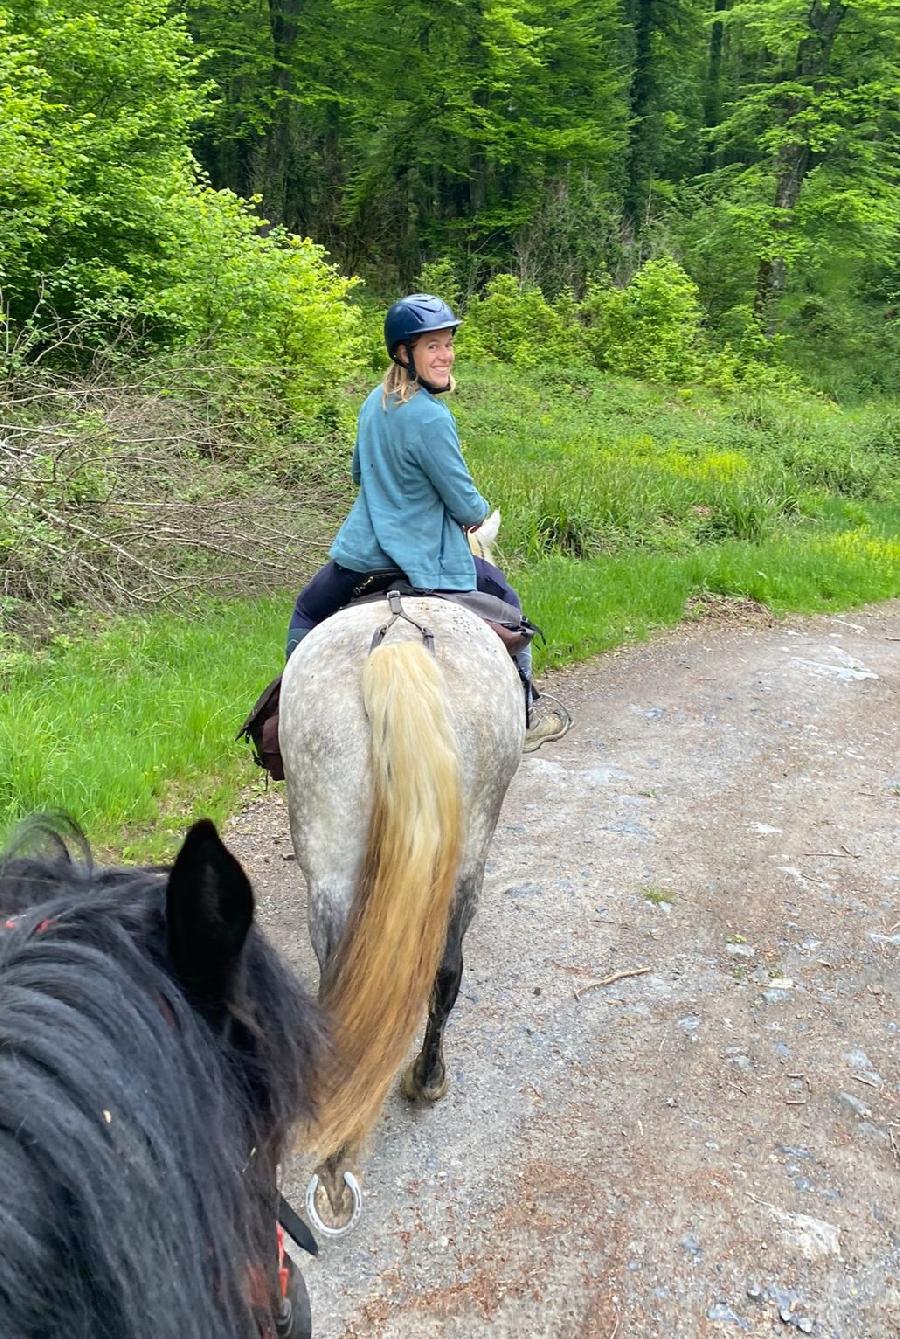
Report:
313,639,461,1157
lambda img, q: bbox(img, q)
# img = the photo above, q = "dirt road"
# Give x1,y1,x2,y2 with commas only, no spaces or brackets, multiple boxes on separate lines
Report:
226,600,899,1339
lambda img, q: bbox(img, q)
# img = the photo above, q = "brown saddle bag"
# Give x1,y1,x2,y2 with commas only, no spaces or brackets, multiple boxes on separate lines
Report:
235,673,284,781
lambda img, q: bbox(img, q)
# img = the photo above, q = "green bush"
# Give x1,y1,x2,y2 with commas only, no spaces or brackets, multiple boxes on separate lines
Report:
417,258,464,314
155,188,364,432
0,0,366,432
458,259,745,388
461,275,590,368
454,260,814,393
580,258,705,382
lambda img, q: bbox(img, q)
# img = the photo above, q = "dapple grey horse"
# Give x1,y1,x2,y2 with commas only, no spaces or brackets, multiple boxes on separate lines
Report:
279,586,523,1235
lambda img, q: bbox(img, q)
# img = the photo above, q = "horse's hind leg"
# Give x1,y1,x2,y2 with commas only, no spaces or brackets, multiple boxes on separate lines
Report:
307,1142,363,1238
401,893,470,1103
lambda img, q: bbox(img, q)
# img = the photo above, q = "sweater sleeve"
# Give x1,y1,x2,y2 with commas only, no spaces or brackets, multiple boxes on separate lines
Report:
351,437,361,485
412,407,489,527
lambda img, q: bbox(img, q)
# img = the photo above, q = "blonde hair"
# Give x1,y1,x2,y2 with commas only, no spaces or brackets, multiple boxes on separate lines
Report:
380,359,457,409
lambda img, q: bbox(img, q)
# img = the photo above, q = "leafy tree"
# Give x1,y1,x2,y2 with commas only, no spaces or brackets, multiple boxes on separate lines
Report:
698,0,900,337
5,0,898,392
184,0,628,291
1,0,205,322
0,0,365,427
619,0,706,233
0,16,60,301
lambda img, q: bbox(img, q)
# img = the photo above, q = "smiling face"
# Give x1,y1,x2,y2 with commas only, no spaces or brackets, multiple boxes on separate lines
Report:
404,328,456,388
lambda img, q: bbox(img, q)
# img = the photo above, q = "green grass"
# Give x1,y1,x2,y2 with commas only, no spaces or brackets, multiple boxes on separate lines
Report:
457,365,899,565
2,362,898,860
642,886,676,905
519,531,900,672
0,595,291,861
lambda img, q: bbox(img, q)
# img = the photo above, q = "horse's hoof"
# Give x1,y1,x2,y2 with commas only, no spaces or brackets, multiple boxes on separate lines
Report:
305,1169,362,1238
401,1059,448,1103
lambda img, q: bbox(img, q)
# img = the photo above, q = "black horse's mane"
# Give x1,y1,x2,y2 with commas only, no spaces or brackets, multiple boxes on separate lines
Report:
0,818,324,1339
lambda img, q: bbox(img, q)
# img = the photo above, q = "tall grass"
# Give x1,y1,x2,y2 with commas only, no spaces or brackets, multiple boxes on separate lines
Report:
2,363,898,860
457,366,898,564
520,532,900,671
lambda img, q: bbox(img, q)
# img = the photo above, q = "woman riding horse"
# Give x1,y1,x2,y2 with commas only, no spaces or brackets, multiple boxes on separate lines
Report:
278,296,573,1238
286,292,571,752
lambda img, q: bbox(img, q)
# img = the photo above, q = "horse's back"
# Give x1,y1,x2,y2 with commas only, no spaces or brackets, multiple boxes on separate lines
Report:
279,599,524,946
280,596,523,769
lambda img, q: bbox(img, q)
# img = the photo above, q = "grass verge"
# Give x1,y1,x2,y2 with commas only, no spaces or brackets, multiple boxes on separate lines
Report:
2,363,898,861
3,535,896,863
518,531,900,669
0,596,290,862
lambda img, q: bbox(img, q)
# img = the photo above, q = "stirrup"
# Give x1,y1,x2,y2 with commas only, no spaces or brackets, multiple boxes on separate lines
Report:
524,693,573,752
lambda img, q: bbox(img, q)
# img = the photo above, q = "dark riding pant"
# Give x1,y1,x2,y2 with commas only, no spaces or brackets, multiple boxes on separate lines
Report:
286,561,372,657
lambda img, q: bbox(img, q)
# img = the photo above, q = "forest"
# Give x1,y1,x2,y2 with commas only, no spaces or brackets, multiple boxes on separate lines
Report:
1,0,898,851
2,0,898,392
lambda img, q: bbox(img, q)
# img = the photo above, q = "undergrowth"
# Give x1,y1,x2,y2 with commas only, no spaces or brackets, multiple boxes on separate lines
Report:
2,361,897,859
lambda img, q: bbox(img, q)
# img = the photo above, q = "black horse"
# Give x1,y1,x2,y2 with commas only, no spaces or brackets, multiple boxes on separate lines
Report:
0,816,324,1339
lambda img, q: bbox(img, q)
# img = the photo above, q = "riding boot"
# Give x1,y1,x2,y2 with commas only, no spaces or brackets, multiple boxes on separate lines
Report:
516,645,573,752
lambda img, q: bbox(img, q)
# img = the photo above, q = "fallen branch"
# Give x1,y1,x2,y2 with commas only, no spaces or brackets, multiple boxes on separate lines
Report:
803,848,860,859
574,966,651,1000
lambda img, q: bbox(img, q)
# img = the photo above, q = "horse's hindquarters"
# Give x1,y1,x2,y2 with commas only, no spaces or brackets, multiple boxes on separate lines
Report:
280,598,524,898
279,598,524,1195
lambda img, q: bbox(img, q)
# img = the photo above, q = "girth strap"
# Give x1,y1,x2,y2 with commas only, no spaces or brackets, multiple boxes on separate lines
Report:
369,590,435,656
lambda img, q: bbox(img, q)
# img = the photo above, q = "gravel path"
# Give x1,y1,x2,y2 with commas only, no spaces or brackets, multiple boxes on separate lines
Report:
226,600,899,1339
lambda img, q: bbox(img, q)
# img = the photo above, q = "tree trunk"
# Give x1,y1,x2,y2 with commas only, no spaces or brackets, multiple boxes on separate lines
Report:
753,0,847,333
702,0,729,170
623,0,656,229
754,135,810,332
262,0,302,226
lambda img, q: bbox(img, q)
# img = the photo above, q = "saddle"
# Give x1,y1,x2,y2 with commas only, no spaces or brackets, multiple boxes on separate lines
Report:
236,585,539,782
347,575,540,656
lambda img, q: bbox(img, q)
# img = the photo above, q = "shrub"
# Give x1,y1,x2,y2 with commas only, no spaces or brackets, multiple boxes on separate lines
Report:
416,258,464,314
155,188,364,433
461,275,590,368
0,0,365,435
579,258,705,383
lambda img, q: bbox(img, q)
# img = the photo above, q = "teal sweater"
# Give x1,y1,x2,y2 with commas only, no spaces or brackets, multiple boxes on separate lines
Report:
330,385,490,590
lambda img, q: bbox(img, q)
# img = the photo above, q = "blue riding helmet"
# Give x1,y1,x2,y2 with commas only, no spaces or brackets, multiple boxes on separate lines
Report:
384,293,462,360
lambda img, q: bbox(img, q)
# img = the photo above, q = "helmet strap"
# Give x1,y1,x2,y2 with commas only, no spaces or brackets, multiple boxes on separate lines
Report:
402,341,418,382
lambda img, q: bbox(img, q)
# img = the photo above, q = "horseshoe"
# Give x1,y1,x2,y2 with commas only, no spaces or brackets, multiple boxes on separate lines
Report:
304,1169,362,1239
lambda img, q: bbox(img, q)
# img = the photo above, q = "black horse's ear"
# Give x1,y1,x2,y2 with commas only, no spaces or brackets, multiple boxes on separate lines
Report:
165,819,254,1012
